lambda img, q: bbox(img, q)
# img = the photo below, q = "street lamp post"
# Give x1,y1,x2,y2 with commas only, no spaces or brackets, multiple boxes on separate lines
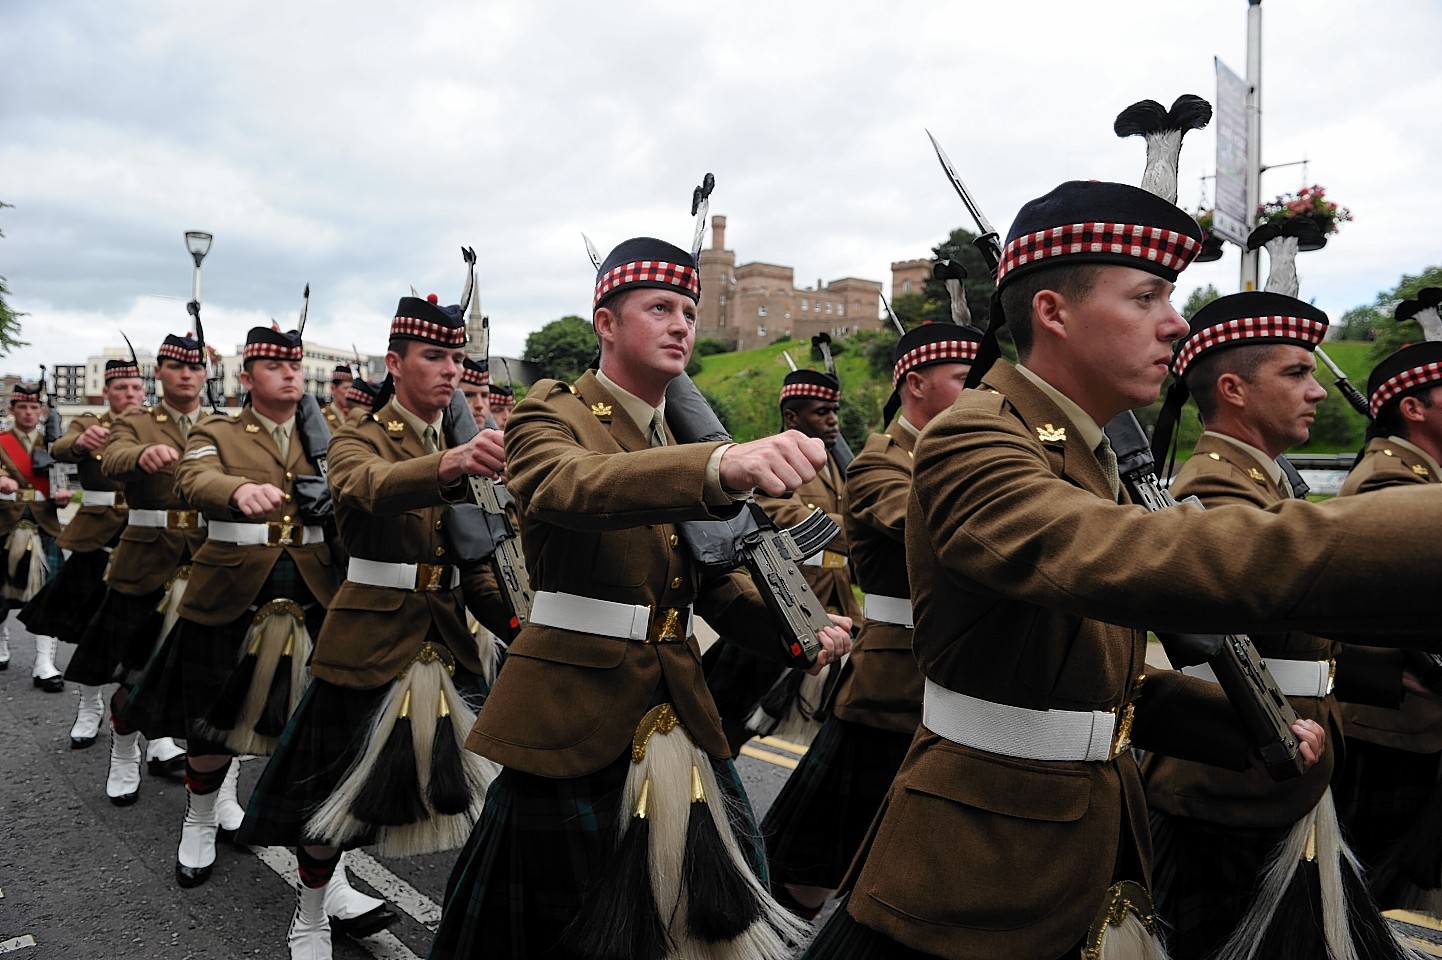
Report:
183,230,222,409
1241,0,1263,291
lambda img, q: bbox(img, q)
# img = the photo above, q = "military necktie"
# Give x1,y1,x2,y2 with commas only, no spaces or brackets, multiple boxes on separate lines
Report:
423,425,440,454
271,425,290,460
1095,437,1120,501
649,410,667,448
177,414,192,439
1278,469,1294,500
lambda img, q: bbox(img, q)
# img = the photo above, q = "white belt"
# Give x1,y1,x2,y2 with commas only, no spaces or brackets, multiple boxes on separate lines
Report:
863,593,913,628
1183,658,1334,698
80,490,121,507
208,519,324,547
922,678,1132,762
530,590,694,642
128,509,205,529
0,488,45,502
347,556,460,592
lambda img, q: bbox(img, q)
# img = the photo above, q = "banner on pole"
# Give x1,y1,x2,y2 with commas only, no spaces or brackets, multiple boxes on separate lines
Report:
1213,58,1251,246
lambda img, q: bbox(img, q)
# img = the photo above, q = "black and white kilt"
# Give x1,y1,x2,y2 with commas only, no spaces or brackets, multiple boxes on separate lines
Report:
78,586,166,680
426,750,768,960
760,716,913,890
120,555,318,748
4,526,62,611
22,548,109,644
238,662,488,851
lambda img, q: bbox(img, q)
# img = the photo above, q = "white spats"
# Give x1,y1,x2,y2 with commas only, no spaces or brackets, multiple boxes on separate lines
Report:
70,685,106,746
215,759,246,834
106,730,142,805
288,883,333,960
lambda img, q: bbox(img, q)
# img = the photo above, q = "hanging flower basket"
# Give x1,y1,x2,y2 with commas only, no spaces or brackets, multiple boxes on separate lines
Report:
1257,185,1353,237
1192,209,1224,262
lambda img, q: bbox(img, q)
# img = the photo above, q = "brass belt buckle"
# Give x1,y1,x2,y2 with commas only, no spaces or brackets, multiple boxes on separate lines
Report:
167,510,194,530
113,491,127,508
646,607,684,644
266,519,296,547
821,550,846,569
18,489,36,502
415,563,448,591
1107,701,1136,761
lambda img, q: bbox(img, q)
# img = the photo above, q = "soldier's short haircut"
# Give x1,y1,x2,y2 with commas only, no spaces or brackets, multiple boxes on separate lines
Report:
387,337,413,358
1184,343,1276,424
1374,384,1437,439
999,263,1104,360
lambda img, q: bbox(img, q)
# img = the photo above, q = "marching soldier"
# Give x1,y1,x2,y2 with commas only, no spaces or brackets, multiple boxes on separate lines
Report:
90,334,210,805
1334,341,1442,909
323,363,353,430
31,358,145,745
761,322,980,920
343,379,381,423
460,357,492,429
487,381,514,428
705,369,861,754
1145,292,1413,959
429,235,851,960
798,180,1442,960
238,296,514,960
0,382,74,690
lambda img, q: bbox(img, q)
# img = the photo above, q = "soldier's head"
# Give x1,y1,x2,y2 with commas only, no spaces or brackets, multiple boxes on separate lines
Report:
991,181,1202,424
1168,293,1329,459
102,358,145,414
887,322,983,429
779,370,840,444
239,327,306,417
488,382,514,428
385,296,468,418
155,334,206,411
9,384,41,432
1366,341,1442,461
592,237,700,405
330,364,354,412
460,357,491,428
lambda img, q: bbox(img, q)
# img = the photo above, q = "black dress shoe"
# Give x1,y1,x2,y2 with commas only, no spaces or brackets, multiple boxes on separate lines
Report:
331,905,400,939
70,734,98,749
109,790,139,807
148,755,187,780
175,861,213,888
0,659,8,670
33,675,64,693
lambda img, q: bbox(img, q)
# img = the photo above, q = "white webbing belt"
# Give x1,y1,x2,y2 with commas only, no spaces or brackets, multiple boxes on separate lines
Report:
922,678,1119,762
801,549,847,569
347,557,460,591
530,590,693,641
0,488,45,502
208,519,325,546
1183,659,1333,698
80,490,119,506
863,593,913,628
128,509,205,528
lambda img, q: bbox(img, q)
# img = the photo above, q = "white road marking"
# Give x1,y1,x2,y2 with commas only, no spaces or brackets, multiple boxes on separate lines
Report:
345,850,444,928
0,936,36,954
247,845,424,960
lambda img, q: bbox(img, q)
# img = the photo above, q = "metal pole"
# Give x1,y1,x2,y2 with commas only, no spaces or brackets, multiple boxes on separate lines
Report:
1241,0,1263,291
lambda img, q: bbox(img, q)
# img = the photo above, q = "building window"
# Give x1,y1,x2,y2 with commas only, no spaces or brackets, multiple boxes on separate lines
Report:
757,324,767,337
758,305,767,317
825,302,833,314
902,280,912,293
801,299,808,311
837,304,845,317
719,295,726,306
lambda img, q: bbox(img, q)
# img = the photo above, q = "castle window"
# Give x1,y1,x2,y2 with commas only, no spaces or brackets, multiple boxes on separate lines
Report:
902,280,913,293
758,305,767,317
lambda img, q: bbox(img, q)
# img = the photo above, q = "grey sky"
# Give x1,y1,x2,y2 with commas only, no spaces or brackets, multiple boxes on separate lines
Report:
3,0,1439,378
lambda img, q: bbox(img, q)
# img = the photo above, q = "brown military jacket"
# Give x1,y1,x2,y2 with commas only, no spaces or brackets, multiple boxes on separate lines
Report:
755,448,861,620
101,404,212,596
173,405,341,626
831,422,921,735
0,428,65,538
52,411,128,552
1144,432,1353,827
466,371,797,779
312,399,511,690
1338,437,1442,752
322,402,344,432
844,361,1442,960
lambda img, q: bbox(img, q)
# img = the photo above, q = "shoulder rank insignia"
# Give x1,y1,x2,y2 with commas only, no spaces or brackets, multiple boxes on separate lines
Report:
1412,463,1430,477
1247,467,1266,483
244,423,260,433
154,412,169,423
549,382,576,396
590,402,613,418
385,420,406,433
1036,423,1066,443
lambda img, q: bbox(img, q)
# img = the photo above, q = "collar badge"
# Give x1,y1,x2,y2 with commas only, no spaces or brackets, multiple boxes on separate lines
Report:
1036,423,1066,443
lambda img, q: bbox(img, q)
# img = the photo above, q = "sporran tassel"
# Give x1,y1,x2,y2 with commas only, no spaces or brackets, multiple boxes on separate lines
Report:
682,764,764,942
205,631,261,732
254,628,296,737
349,688,427,828
196,598,312,754
426,695,470,816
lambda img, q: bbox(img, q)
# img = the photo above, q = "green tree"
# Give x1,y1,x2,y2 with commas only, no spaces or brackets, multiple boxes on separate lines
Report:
0,203,28,354
522,315,596,382
695,338,729,357
1181,284,1221,321
1336,305,1386,342
1369,265,1442,362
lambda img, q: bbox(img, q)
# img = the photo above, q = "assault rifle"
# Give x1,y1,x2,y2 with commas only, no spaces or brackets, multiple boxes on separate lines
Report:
928,131,1304,780
665,372,836,668
810,332,855,472
442,388,533,629
291,393,333,525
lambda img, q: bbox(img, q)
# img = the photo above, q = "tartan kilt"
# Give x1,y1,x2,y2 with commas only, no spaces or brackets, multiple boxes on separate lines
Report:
125,555,320,750
801,897,951,960
761,717,912,889
427,751,767,960
1335,738,1442,903
22,548,109,644
5,527,62,610
77,586,166,679
703,637,785,723
238,663,487,851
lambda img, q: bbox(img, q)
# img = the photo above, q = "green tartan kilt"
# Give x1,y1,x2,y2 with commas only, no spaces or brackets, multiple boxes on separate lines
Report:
77,586,167,679
427,752,768,960
22,548,109,644
761,716,913,890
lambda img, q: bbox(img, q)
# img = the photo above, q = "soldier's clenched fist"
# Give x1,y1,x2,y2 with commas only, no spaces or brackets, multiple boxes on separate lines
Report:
438,428,505,484
718,430,827,496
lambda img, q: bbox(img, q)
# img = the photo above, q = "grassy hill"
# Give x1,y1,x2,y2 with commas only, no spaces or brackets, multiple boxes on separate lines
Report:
690,335,1381,452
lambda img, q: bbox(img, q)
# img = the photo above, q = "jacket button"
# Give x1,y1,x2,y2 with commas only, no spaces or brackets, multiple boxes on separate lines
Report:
806,502,815,509
435,519,443,531
670,576,682,589
285,471,294,480
283,493,292,502
435,546,445,557
669,534,678,548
